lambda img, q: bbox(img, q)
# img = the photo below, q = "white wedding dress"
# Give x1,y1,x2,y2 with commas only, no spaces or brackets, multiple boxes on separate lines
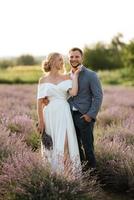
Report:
37,80,81,173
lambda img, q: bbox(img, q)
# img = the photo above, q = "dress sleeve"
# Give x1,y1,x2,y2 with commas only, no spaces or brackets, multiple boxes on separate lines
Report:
37,84,48,99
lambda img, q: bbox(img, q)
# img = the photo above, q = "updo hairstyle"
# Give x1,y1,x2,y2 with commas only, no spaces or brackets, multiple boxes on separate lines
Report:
42,52,60,72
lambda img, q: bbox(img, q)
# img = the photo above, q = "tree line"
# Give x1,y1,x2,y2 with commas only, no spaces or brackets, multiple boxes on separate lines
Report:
0,33,134,71
83,33,134,70
0,54,40,69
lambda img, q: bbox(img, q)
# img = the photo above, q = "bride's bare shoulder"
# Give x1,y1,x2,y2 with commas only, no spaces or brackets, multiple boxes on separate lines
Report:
38,75,47,84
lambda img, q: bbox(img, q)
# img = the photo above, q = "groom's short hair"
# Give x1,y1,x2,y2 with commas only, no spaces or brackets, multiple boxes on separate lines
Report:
69,47,83,56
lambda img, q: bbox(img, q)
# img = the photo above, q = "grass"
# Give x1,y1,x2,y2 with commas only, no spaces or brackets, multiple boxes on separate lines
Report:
98,67,134,86
0,65,134,85
0,66,42,84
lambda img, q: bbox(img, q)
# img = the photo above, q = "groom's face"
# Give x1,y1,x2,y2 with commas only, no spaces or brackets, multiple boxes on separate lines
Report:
69,50,83,69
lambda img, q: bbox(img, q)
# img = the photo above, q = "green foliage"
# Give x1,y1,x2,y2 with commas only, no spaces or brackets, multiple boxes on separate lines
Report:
83,33,134,72
8,123,21,133
121,39,134,69
0,65,133,86
16,54,36,66
0,59,14,69
26,132,40,151
0,66,42,84
83,33,125,71
98,68,134,86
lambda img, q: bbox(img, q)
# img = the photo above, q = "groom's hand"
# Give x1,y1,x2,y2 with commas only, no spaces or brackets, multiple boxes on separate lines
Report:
80,114,92,122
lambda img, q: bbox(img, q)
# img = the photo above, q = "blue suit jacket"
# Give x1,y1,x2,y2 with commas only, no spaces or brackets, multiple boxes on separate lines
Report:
68,66,103,120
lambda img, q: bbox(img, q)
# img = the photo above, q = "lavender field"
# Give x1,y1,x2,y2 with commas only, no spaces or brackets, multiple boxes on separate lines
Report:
0,84,134,200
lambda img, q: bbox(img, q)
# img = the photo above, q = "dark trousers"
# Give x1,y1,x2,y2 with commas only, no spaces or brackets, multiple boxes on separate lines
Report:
72,111,96,169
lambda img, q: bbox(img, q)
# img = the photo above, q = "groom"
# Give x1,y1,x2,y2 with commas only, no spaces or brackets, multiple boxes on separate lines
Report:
68,47,103,170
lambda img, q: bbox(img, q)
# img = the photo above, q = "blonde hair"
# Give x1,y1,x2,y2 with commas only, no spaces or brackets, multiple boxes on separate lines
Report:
42,52,61,72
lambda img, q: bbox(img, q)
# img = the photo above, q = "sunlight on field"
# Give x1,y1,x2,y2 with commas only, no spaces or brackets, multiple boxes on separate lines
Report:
0,65,134,86
9,65,42,71
0,65,43,83
98,68,134,86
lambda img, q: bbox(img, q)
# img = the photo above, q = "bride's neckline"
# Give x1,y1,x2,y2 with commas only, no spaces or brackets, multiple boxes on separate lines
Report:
39,79,71,86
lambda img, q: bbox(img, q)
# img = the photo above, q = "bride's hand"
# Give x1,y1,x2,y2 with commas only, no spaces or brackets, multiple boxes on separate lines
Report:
37,122,45,134
74,66,81,76
42,97,49,106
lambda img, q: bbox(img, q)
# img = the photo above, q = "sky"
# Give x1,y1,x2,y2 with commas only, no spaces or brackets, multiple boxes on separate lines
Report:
0,0,134,57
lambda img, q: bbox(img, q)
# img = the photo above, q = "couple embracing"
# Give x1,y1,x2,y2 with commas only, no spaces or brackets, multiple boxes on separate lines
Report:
37,47,103,174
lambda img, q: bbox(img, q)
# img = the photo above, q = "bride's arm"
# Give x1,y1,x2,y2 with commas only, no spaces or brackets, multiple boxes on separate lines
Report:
37,77,46,133
37,98,45,134
68,73,79,96
68,68,81,96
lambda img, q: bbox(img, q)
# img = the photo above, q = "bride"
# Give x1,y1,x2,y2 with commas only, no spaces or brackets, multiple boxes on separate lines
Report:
37,52,81,174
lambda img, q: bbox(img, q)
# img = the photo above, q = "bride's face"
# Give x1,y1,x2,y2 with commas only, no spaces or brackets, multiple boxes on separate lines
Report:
54,55,64,70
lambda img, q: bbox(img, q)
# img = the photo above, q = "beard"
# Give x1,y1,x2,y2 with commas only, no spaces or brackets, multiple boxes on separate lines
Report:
70,62,81,68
